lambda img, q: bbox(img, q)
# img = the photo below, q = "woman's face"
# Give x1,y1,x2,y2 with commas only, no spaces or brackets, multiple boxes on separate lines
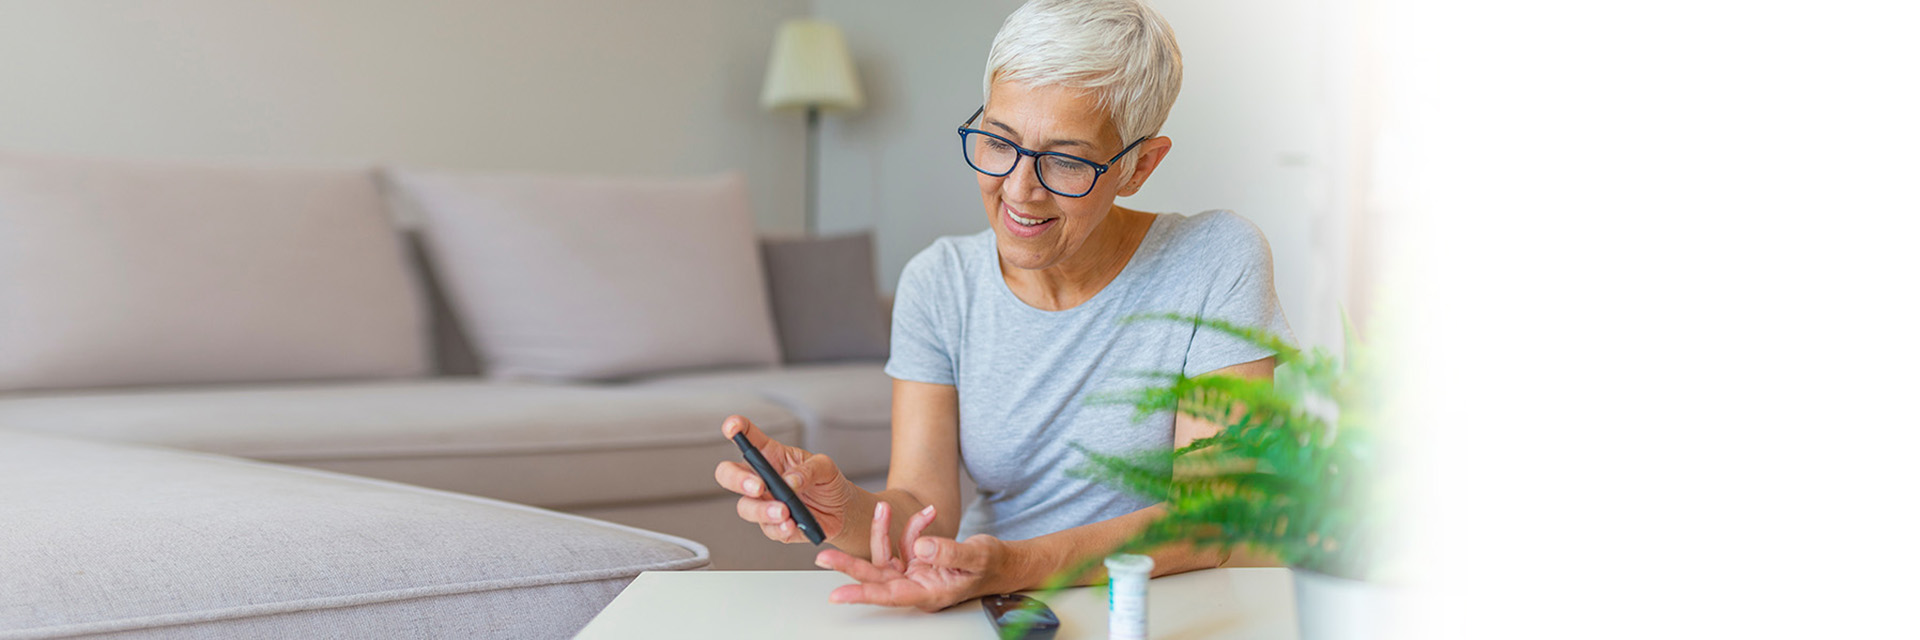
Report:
976,81,1146,273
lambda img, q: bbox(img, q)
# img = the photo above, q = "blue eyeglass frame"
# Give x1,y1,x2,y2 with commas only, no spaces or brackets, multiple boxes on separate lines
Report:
957,106,1149,198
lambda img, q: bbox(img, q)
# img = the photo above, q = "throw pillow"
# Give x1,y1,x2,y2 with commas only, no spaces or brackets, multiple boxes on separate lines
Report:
760,233,890,363
386,168,782,381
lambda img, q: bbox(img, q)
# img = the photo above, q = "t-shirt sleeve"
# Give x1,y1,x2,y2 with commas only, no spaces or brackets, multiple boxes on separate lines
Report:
1183,212,1294,377
884,243,958,385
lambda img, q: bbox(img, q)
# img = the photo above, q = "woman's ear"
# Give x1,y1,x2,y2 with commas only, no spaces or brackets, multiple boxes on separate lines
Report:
1116,137,1173,198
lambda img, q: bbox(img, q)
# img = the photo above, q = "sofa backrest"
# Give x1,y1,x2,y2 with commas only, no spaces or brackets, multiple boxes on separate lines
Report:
406,228,894,379
0,152,432,393
402,230,486,377
0,151,888,394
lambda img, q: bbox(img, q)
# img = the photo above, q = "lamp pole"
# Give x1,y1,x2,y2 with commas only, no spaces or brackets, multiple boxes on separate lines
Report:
806,105,820,236
760,18,861,237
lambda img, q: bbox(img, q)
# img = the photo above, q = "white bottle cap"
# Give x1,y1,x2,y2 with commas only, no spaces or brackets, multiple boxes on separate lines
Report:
1104,553,1155,576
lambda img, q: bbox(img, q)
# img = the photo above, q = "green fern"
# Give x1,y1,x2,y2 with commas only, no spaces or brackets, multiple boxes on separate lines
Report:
998,314,1383,639
1083,314,1381,579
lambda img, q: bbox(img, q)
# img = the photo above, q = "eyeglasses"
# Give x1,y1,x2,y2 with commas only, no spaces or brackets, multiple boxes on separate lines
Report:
957,106,1148,198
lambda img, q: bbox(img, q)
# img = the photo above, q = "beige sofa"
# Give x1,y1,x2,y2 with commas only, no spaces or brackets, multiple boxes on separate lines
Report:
0,431,712,639
0,152,895,637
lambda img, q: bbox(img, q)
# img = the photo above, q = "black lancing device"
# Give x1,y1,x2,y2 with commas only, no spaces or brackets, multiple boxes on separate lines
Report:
731,432,826,545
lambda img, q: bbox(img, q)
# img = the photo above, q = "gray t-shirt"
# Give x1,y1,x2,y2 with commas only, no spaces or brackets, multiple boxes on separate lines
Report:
884,210,1289,541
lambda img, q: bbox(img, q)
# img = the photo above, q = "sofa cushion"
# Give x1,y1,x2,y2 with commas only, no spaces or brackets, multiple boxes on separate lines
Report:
0,380,801,507
0,152,429,393
387,168,782,381
761,232,891,364
631,362,892,476
0,431,706,639
405,231,486,377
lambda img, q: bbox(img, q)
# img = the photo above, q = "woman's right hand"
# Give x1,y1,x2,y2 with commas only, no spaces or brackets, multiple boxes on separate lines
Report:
714,415,855,545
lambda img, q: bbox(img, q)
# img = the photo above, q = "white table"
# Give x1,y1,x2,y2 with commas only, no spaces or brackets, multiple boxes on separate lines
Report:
574,568,1298,639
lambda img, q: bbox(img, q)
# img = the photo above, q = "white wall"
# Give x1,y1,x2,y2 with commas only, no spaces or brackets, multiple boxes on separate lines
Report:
0,0,812,232
1127,0,1358,350
808,0,1028,285
810,0,1357,348
0,0,1357,346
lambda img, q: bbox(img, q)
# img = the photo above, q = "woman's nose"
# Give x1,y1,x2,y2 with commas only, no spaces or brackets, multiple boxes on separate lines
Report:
1001,155,1049,200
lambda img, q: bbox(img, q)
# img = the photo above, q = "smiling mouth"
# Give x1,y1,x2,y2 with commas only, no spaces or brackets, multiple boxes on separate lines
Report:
1007,208,1056,227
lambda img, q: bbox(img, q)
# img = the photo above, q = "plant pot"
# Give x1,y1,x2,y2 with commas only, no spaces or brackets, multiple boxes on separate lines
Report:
1292,570,1397,640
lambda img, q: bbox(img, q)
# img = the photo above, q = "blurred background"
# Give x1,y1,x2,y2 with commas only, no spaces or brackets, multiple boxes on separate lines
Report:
0,0,1375,352
5,0,1917,637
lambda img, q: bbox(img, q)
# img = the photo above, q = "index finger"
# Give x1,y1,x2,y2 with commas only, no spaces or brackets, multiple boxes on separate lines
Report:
870,501,895,572
721,415,780,453
900,505,937,566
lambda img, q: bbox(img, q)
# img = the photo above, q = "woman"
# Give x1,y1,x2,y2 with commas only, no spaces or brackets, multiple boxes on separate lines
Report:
714,0,1288,611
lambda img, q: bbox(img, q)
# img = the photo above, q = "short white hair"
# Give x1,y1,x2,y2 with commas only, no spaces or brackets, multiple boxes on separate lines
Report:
983,0,1183,169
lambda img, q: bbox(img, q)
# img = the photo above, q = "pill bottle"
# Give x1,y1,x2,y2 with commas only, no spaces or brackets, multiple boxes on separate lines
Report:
1104,553,1154,640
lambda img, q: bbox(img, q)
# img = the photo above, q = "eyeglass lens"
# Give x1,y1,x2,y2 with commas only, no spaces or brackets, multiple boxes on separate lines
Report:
962,132,1100,197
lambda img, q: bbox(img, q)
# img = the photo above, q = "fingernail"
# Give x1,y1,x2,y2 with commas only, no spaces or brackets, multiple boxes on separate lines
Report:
784,474,802,487
744,479,760,494
768,504,783,519
920,505,935,516
814,556,831,570
915,539,935,558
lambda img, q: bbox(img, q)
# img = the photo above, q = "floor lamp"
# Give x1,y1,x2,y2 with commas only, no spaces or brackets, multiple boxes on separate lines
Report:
760,19,864,236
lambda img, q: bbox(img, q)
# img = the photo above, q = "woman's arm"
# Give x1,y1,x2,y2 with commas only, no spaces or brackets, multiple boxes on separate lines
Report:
823,378,965,559
962,356,1277,594
818,356,1277,609
717,378,963,560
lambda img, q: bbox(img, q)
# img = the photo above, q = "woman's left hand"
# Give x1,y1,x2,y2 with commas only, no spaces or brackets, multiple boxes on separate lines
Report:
814,502,1009,612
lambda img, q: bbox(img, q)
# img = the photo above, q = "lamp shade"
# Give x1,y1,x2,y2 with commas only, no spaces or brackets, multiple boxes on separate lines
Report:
760,19,864,113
